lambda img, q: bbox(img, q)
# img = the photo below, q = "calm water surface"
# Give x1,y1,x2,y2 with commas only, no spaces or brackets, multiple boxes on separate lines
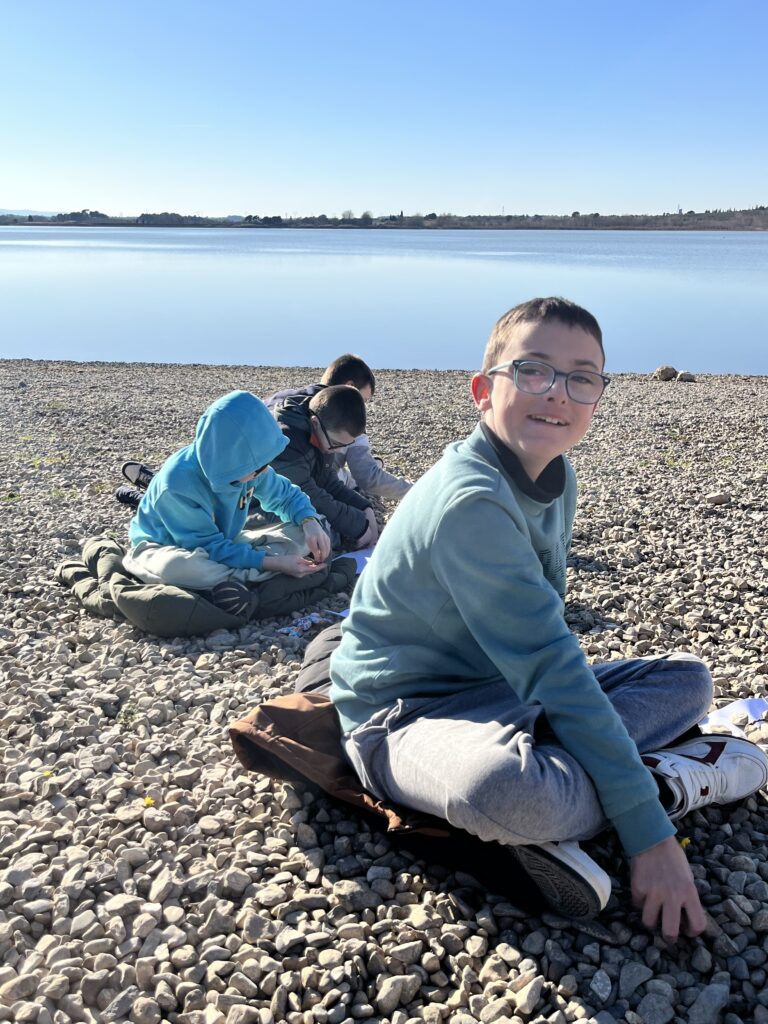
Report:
1,226,766,372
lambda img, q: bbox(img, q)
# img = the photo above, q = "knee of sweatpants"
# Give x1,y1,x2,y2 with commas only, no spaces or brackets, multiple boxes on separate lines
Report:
444,750,584,846
666,653,714,715
450,775,596,845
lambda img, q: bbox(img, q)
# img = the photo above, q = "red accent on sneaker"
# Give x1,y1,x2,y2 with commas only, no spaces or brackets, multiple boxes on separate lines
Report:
680,740,727,766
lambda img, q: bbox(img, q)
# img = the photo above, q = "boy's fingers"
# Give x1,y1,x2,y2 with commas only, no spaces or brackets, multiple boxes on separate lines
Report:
314,538,330,560
300,559,323,574
641,893,662,933
302,523,330,560
683,900,707,937
660,900,682,944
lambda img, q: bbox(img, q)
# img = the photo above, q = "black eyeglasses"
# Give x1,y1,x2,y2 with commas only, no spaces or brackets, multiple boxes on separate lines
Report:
487,359,610,405
315,414,351,451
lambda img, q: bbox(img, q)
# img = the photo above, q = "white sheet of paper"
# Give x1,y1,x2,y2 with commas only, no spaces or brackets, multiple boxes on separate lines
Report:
700,697,768,739
334,546,375,575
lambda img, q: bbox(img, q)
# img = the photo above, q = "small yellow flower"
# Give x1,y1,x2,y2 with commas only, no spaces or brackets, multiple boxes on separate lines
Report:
679,836,691,849
143,796,156,807
41,769,55,778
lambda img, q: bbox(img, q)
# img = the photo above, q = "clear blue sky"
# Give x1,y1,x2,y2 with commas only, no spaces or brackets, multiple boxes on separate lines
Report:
2,0,766,218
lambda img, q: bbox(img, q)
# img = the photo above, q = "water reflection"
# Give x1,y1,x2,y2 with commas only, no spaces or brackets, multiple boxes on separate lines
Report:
1,227,765,372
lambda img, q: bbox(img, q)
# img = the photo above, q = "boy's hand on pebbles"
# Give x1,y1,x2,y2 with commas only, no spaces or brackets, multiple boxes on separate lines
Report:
302,518,331,562
630,835,706,942
355,508,379,549
262,554,324,578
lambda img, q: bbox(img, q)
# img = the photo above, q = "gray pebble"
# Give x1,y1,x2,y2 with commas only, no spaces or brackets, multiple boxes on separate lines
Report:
636,993,675,1024
688,984,731,1024
619,962,653,998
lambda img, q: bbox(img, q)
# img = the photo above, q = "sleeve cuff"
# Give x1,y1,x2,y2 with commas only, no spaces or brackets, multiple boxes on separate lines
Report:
353,518,369,540
611,797,676,857
294,512,318,526
246,546,266,569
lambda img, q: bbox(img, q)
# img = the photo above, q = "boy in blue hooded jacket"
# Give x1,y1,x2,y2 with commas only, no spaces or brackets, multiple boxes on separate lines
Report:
124,391,330,600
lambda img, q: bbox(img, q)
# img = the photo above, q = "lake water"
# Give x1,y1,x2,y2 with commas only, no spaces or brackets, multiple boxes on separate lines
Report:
1,226,766,372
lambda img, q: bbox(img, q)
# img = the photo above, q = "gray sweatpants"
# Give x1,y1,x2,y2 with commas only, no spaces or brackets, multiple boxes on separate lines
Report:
123,523,309,590
343,654,713,846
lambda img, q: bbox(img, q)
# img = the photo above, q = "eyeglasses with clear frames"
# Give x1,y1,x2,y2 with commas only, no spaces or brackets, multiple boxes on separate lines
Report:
486,359,610,405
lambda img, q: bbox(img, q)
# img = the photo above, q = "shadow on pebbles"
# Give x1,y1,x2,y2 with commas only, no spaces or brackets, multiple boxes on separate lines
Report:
1,361,768,1024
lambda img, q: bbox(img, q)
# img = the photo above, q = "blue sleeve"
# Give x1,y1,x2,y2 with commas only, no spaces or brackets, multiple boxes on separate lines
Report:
153,491,267,570
252,468,317,524
431,495,674,857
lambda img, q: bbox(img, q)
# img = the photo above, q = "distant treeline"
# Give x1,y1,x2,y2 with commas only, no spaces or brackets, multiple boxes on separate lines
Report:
3,206,768,230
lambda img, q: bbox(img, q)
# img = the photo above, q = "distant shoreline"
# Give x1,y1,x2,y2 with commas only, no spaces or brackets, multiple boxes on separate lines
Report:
3,207,767,232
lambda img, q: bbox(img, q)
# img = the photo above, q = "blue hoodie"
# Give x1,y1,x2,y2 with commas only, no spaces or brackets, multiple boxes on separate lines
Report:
129,391,316,570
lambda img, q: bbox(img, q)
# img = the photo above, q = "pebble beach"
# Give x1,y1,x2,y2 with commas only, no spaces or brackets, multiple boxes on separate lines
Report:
2,358,768,1024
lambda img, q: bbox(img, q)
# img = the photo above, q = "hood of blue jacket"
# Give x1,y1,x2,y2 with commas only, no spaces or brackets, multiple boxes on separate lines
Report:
194,391,289,491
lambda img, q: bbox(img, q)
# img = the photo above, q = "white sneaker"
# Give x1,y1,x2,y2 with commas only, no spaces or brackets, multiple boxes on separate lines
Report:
511,840,611,919
642,734,768,819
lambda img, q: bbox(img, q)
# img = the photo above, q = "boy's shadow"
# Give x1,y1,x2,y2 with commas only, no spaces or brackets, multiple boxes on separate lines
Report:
567,555,611,574
321,793,625,931
564,598,622,635
342,806,631,945
389,826,547,913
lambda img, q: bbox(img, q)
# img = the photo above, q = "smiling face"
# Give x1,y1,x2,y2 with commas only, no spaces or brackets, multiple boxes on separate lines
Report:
471,318,604,481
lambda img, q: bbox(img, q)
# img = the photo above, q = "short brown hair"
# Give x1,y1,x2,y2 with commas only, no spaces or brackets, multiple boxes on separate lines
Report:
309,385,366,436
482,297,604,373
321,354,376,394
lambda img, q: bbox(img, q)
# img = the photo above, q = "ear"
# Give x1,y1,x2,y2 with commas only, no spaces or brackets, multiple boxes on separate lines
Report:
471,372,493,412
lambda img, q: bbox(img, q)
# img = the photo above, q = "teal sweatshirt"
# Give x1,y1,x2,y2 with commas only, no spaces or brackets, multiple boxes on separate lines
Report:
329,423,674,857
129,391,315,569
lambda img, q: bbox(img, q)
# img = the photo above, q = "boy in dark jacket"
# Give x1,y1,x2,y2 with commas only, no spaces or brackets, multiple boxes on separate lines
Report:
269,385,377,549
265,353,412,500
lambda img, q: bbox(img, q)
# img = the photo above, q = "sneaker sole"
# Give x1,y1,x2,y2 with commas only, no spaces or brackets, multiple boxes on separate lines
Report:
121,461,154,490
511,844,610,919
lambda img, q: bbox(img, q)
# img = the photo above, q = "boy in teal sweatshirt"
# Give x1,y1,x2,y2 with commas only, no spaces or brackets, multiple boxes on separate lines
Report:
330,297,768,939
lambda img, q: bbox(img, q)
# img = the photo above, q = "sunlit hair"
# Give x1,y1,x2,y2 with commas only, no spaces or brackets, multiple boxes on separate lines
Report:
321,353,376,394
309,385,366,435
482,297,604,373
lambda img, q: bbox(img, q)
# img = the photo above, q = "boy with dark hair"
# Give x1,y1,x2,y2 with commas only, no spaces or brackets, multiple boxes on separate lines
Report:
270,385,378,549
329,297,768,937
309,384,367,436
266,353,412,501
321,353,376,393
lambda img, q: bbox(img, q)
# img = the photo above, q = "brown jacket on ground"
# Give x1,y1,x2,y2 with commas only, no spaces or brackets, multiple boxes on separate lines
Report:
229,691,449,837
